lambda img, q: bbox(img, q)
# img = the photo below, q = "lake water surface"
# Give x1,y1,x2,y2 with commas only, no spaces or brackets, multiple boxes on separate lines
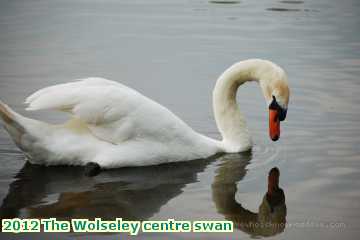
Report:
0,0,360,239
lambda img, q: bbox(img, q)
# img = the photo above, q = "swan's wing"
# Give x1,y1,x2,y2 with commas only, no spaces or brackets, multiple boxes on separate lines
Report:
25,78,146,143
26,78,139,123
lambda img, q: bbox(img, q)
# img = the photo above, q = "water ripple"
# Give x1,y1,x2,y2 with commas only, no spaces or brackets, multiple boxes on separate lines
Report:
247,144,283,170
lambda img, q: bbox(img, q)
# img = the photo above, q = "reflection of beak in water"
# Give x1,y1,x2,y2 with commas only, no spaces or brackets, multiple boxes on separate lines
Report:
0,155,221,220
212,156,286,237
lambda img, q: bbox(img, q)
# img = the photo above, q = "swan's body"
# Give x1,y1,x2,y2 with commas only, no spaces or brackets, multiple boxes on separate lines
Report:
0,59,289,168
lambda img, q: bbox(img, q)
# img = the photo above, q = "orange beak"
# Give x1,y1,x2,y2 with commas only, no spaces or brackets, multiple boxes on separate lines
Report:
269,109,280,141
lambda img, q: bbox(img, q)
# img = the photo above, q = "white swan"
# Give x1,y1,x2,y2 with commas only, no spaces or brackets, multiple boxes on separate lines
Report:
0,59,289,168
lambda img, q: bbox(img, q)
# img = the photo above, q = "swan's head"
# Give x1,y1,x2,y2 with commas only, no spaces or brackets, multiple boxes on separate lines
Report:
263,67,290,141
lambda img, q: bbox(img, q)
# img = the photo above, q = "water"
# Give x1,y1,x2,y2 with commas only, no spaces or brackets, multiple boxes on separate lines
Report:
0,0,360,239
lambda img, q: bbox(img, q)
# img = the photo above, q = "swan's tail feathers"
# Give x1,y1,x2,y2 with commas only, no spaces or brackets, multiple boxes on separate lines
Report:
0,100,26,146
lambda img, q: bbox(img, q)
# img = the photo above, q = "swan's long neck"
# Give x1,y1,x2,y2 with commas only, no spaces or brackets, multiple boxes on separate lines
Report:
213,59,281,152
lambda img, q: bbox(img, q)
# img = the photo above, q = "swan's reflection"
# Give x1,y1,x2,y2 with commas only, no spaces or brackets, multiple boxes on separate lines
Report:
0,154,223,220
0,151,285,238
212,156,286,237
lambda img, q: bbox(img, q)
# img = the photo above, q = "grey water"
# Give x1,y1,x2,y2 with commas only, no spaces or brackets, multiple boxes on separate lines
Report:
0,0,360,239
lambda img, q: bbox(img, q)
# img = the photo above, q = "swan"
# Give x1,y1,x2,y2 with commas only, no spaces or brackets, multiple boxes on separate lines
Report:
0,59,290,168
213,166,286,237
